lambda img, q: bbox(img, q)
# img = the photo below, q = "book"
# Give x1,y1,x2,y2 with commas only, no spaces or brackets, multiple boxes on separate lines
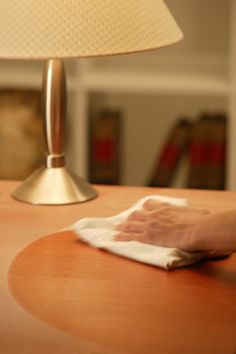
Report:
148,118,192,187
187,113,212,189
88,107,121,185
187,113,227,190
0,89,44,180
204,113,227,190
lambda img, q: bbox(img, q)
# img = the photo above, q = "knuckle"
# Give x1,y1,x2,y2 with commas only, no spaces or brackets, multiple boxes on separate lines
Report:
162,206,171,212
144,200,168,209
152,210,160,218
158,206,172,215
144,228,155,242
125,222,132,231
129,210,140,220
160,202,169,208
143,200,153,208
146,220,157,231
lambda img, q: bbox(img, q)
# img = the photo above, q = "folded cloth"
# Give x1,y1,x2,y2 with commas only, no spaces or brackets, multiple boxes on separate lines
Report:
71,195,217,270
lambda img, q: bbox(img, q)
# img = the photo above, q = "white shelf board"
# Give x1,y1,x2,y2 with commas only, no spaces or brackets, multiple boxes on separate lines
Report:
0,65,77,91
0,68,42,89
0,62,229,97
84,69,230,96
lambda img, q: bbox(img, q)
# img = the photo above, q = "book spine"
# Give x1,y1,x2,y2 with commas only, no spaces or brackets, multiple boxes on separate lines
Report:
187,114,211,189
148,118,192,187
88,108,121,185
204,113,226,190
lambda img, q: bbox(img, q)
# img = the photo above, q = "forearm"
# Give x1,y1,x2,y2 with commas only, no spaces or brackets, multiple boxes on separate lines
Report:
190,211,236,252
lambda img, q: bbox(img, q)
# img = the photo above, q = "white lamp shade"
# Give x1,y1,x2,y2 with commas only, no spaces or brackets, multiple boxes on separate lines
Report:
0,0,182,60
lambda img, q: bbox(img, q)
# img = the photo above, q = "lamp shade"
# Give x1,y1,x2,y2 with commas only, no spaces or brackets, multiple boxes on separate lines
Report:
0,0,182,60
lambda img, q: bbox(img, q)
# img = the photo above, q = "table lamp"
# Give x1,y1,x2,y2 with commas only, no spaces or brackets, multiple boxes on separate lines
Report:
0,0,182,205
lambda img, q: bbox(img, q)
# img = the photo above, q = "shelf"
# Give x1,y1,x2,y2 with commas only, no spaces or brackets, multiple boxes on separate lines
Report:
0,66,42,89
84,68,229,96
0,61,78,91
0,59,229,97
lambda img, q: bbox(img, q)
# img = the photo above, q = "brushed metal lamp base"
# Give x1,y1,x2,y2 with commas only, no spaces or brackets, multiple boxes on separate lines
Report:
12,166,98,205
12,59,98,205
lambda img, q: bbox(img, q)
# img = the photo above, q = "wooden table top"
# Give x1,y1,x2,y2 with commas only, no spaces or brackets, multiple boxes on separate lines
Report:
1,181,236,354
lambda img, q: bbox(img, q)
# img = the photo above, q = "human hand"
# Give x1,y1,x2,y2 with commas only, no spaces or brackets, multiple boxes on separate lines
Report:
114,200,210,252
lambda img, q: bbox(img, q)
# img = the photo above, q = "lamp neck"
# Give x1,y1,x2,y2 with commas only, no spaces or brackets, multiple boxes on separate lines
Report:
42,59,67,168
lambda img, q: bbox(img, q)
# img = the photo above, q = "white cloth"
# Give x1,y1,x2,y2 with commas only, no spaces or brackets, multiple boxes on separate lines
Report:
71,195,211,270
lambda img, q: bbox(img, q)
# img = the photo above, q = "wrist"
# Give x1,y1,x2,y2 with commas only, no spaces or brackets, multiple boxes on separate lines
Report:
188,215,213,252
185,222,204,253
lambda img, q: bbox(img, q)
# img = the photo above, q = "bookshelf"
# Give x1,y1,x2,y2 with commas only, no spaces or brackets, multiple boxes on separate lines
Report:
84,68,229,96
1,0,236,189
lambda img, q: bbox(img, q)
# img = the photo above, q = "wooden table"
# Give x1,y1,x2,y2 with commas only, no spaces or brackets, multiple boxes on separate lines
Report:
1,181,236,354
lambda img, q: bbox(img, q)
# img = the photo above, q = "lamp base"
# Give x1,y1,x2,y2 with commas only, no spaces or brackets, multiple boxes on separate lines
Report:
12,166,98,205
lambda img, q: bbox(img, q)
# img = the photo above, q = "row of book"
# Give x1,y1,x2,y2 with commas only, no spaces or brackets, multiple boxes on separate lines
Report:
149,112,227,190
0,88,227,190
89,108,227,190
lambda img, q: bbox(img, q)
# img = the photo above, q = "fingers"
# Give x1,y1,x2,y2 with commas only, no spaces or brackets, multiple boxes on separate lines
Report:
115,218,146,242
116,221,145,233
143,199,170,211
114,232,144,242
127,209,150,221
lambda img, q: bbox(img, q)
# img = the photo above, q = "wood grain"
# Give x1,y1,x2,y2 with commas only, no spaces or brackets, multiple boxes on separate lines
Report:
9,230,236,354
2,181,236,354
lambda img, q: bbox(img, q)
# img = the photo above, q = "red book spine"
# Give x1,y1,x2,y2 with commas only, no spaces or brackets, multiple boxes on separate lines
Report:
204,114,226,190
149,119,191,187
89,108,121,185
158,143,181,169
94,139,115,164
187,115,211,189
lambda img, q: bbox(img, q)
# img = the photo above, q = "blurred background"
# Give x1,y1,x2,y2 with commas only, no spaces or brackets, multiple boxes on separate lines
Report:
0,0,235,190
